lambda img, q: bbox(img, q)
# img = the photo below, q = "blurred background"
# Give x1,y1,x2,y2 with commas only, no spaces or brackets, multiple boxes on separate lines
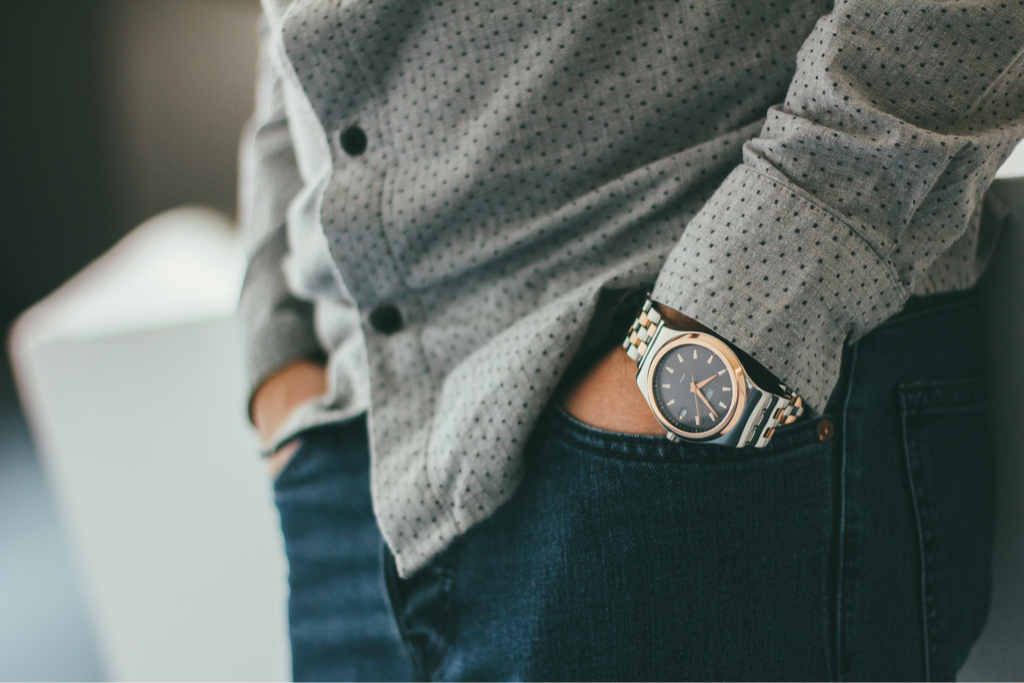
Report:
1,2,273,680
1,1,1023,681
1,0,259,325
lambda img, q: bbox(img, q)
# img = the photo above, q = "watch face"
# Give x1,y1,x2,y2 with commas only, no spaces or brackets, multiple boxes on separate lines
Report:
650,340,739,436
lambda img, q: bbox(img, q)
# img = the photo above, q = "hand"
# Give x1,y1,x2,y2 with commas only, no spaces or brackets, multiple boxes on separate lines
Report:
266,439,302,480
689,378,718,421
557,304,709,435
557,345,666,435
695,374,716,390
251,360,327,477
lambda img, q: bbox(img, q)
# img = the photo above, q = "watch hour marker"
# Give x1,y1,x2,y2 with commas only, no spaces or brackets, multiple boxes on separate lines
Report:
680,409,687,418
667,400,675,406
718,369,725,376
662,384,671,388
719,401,728,409
723,387,731,392
693,349,698,359
666,366,674,374
707,355,713,364
677,353,685,363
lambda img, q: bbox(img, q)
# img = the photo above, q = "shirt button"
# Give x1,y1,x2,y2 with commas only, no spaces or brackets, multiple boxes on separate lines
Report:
340,126,368,156
369,303,403,334
816,418,835,442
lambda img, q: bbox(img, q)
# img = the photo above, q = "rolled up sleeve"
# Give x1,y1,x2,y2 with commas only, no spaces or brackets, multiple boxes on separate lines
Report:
237,18,325,412
653,0,1024,411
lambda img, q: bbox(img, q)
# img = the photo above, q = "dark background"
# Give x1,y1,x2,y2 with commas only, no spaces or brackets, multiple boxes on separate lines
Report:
1,0,260,332
2,2,117,329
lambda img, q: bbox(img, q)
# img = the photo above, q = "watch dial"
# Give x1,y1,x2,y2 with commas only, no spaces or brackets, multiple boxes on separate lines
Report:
652,343,736,434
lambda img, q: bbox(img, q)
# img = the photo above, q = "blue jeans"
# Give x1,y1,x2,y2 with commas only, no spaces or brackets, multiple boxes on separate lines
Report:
273,420,414,682
274,288,995,681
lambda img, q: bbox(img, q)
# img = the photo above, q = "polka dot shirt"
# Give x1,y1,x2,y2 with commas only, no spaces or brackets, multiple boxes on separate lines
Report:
239,0,1024,576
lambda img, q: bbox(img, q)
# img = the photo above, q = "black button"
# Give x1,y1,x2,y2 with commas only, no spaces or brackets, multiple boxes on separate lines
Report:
816,418,835,442
339,126,368,156
369,303,403,334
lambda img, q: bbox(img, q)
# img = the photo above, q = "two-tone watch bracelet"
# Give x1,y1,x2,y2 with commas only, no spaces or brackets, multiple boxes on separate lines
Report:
622,299,662,362
746,386,805,446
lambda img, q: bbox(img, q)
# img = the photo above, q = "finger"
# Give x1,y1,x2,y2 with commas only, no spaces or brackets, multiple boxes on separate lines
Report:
266,439,302,479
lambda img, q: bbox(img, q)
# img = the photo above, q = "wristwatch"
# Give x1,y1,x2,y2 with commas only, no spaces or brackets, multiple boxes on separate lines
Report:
623,298,804,447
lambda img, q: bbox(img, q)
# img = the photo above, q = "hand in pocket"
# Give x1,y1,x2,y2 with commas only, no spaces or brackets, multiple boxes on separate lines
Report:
557,345,666,436
251,359,326,477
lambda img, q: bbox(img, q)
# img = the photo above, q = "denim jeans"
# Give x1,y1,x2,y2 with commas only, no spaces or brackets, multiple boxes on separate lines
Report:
274,420,415,682
274,288,995,681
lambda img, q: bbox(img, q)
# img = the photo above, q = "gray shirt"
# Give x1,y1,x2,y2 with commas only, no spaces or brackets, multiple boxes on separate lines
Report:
239,0,1024,577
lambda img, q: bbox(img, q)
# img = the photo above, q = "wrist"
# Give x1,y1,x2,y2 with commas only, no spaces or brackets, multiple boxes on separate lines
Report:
557,345,667,436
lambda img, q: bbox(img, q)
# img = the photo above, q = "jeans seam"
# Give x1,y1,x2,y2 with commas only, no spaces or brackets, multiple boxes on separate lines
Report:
432,542,461,681
382,547,428,681
385,543,461,682
900,395,933,682
836,340,858,683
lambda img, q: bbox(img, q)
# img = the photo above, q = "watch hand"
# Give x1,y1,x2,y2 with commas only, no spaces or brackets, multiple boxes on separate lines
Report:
689,379,701,427
691,380,718,420
695,375,716,389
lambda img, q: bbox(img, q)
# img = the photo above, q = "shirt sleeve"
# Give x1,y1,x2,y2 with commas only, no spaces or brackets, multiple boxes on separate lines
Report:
652,0,1024,411
237,17,326,413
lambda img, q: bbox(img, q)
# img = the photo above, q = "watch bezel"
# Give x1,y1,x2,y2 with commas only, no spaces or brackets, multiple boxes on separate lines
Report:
646,332,749,441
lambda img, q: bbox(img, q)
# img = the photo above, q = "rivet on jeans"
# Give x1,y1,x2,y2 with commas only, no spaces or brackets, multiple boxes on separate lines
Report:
816,418,835,442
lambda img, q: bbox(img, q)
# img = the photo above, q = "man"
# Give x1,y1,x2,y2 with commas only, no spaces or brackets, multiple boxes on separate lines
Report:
240,0,1024,679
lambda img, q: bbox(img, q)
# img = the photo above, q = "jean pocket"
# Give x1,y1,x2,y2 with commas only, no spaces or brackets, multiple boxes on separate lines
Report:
518,399,837,678
271,436,311,490
899,377,996,680
547,398,824,463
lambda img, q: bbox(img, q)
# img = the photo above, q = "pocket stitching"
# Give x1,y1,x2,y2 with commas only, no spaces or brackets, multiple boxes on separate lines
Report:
901,408,934,682
548,400,825,464
898,376,989,413
898,375,992,681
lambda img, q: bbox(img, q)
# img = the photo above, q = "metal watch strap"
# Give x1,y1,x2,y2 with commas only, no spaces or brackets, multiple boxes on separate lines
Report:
746,384,805,447
622,298,804,447
622,299,661,362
